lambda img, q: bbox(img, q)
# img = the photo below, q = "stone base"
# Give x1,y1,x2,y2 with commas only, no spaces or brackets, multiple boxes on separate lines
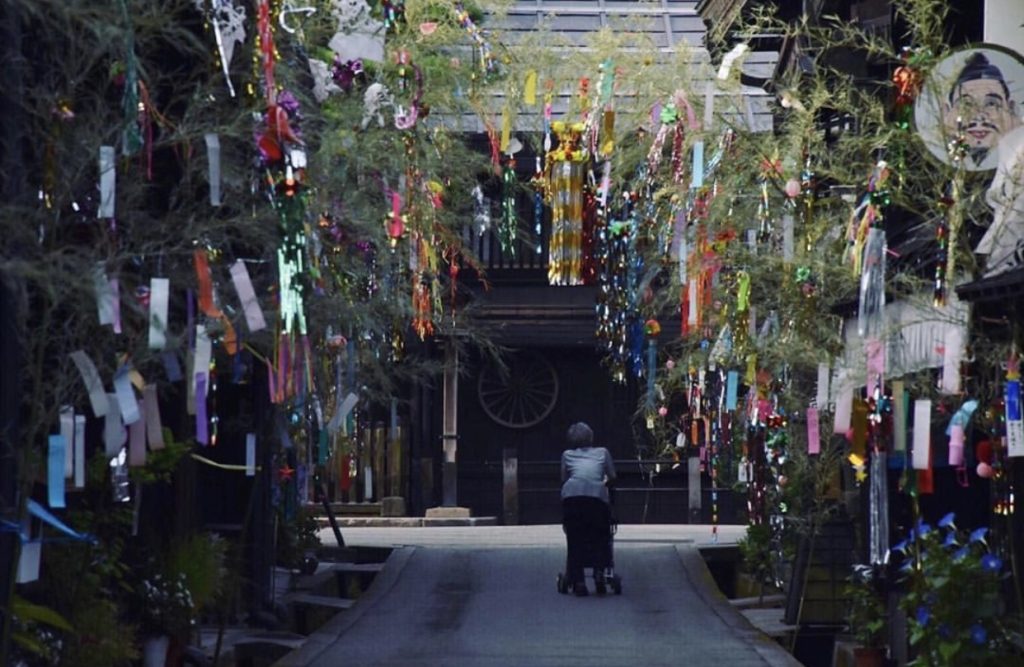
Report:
424,506,471,519
380,496,406,517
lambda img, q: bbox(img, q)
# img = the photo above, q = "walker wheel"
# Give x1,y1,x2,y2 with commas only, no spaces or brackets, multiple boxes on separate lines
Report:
556,573,569,594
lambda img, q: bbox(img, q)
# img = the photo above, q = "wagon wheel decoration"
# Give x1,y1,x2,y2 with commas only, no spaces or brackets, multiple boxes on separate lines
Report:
478,350,559,429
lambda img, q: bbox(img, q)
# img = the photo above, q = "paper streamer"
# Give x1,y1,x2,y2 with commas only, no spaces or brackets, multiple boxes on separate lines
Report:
892,380,907,453
196,373,209,445
98,145,115,218
113,367,141,424
193,324,212,394
940,325,963,394
104,393,127,456
1008,378,1023,457
948,423,965,466
230,260,267,332
149,277,169,350
128,400,146,467
59,406,74,479
246,433,256,476
110,278,121,334
691,141,705,189
205,133,222,206
833,383,853,434
48,435,65,508
143,384,164,450
16,542,41,584
73,415,85,488
94,265,115,327
70,350,108,417
163,351,183,383
807,407,820,454
703,87,715,130
687,279,698,327
523,70,537,105
866,337,885,391
816,363,830,409
725,371,738,411
782,213,794,262
912,400,931,470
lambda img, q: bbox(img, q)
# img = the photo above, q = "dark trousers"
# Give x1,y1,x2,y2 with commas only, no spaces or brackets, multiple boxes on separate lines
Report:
562,496,611,584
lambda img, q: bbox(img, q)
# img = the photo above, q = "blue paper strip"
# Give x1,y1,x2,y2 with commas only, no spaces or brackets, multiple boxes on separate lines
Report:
691,141,705,189
726,370,739,411
27,499,94,542
47,435,66,508
1008,380,1021,421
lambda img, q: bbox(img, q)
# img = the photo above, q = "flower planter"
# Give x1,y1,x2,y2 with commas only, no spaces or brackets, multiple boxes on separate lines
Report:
142,635,170,667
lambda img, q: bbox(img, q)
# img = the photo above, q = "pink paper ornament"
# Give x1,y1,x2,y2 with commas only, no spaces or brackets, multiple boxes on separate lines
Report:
976,462,994,479
658,406,668,417
784,178,801,198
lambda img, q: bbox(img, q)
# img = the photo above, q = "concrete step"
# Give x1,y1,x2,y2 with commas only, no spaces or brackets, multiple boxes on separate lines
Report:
315,515,499,528
287,593,356,610
729,594,786,610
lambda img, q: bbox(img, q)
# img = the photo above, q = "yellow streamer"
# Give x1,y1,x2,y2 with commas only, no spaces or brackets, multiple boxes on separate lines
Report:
500,106,511,153
524,70,537,105
190,452,260,472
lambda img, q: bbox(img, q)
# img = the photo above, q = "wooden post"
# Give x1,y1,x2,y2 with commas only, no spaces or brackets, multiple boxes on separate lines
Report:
441,339,459,507
503,447,518,525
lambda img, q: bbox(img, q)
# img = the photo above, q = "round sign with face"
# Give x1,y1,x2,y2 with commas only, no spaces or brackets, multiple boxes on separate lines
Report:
915,44,1024,171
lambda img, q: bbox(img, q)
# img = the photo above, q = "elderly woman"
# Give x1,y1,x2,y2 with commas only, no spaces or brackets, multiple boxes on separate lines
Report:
560,422,616,596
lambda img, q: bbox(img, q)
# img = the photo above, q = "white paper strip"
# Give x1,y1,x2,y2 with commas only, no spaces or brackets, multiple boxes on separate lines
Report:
246,433,256,477
94,264,115,326
833,383,854,434
148,277,170,350
1007,379,1023,458
912,399,931,470
73,415,86,488
703,86,715,130
940,325,963,394
143,384,164,450
230,260,267,332
193,324,212,395
113,367,141,424
816,362,830,409
893,380,907,453
205,133,222,206
98,145,116,218
70,350,108,417
782,213,794,262
60,406,75,479
687,279,698,326
104,393,127,456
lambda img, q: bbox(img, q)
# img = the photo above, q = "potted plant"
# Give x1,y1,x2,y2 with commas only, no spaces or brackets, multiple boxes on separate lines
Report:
892,513,1023,666
845,564,887,667
136,572,195,667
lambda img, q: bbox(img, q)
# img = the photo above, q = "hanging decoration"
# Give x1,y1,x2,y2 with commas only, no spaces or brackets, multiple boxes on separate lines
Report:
499,155,518,256
546,122,587,286
454,2,496,75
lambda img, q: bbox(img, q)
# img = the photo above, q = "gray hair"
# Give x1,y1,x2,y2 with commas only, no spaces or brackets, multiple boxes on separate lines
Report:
566,422,594,448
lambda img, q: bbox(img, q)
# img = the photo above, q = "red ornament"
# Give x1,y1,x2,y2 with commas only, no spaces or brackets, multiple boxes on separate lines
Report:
278,463,295,482
976,440,993,464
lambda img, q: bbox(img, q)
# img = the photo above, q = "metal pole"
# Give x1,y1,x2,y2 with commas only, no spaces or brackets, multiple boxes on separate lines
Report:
441,339,459,507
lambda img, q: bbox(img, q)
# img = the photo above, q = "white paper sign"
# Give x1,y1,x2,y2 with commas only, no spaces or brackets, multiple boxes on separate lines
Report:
98,145,116,218
912,400,932,470
70,350,108,417
16,542,41,584
104,393,127,456
940,326,963,394
193,324,212,395
113,367,141,425
230,260,267,332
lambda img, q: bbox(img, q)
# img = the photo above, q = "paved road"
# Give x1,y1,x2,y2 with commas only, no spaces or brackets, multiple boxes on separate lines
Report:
281,525,801,667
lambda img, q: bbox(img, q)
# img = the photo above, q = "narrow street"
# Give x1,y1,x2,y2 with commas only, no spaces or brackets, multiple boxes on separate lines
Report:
278,526,801,667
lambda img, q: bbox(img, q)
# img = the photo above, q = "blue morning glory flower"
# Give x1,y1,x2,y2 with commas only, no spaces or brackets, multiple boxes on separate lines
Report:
938,512,956,529
970,527,989,544
942,532,958,548
954,546,970,562
917,522,932,538
915,606,930,626
892,538,909,553
981,554,1003,573
970,624,987,645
